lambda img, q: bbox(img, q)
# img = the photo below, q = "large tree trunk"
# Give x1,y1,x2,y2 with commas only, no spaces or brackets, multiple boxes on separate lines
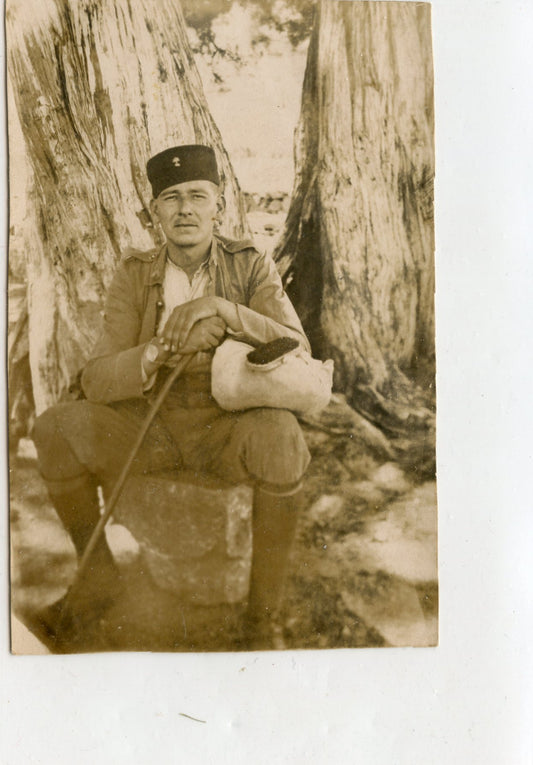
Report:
7,0,248,418
275,1,435,443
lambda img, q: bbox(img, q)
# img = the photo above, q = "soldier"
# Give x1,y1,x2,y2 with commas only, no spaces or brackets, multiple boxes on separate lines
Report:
31,145,311,651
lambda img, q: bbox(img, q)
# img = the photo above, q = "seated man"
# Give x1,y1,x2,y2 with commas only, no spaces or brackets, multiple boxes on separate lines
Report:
31,145,311,651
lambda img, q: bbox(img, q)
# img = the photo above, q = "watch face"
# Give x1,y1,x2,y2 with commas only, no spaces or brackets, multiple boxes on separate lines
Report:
146,343,159,363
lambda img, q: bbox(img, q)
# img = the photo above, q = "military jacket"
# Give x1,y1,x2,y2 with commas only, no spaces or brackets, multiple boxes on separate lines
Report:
81,235,310,404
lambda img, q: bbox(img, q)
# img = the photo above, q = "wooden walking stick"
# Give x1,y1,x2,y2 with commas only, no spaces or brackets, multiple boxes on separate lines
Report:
56,353,194,634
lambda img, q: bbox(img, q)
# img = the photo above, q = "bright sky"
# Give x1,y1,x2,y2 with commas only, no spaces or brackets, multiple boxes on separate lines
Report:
190,4,309,193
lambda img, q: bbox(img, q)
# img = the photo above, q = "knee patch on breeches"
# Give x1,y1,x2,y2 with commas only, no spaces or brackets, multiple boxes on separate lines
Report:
236,409,311,487
32,405,88,482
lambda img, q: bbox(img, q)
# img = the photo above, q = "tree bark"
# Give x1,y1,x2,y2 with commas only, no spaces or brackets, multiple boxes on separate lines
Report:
275,1,435,439
7,0,248,417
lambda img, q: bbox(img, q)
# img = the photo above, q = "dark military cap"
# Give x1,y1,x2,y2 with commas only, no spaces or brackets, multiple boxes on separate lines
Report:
147,145,220,198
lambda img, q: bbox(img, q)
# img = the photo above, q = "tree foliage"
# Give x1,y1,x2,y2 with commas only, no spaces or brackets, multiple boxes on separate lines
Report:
182,0,315,66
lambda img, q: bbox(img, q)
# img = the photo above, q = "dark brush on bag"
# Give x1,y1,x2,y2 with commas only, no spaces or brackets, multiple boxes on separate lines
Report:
246,337,300,367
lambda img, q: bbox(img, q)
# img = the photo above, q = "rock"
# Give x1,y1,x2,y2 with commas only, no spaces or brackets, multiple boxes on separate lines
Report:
17,437,38,460
321,483,437,584
105,524,140,565
371,461,410,493
341,480,385,508
114,471,253,606
341,574,437,647
11,614,50,655
361,483,437,583
307,495,345,526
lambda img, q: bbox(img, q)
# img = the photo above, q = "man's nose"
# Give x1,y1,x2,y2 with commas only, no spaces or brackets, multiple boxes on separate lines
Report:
176,197,193,215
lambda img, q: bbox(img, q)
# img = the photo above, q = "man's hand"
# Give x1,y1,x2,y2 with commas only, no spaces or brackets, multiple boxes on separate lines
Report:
177,315,226,355
143,316,226,381
160,296,221,353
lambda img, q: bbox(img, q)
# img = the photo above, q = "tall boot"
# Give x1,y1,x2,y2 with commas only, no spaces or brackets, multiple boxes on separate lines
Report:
47,473,119,589
29,473,121,650
243,487,303,650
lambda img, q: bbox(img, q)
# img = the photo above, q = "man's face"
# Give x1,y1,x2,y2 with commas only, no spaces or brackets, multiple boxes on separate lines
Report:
151,180,222,250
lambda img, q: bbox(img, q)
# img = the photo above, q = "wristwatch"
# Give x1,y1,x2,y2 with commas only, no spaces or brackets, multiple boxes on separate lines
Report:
143,338,162,365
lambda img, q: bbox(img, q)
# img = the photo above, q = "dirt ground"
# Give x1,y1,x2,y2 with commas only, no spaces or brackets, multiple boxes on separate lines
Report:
10,411,437,655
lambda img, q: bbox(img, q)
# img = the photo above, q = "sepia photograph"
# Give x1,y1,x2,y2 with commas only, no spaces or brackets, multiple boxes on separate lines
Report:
7,0,437,655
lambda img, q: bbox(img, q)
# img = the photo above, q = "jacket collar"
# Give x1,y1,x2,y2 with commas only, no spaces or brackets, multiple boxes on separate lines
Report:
146,238,219,286
146,243,167,286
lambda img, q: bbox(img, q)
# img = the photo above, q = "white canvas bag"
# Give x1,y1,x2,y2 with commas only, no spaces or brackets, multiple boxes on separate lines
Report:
211,338,334,416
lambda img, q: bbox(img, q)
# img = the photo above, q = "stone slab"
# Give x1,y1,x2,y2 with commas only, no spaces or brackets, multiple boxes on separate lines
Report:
113,471,253,605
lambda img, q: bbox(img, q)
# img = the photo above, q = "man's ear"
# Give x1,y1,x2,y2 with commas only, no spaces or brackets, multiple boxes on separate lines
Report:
149,198,159,224
216,194,226,217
